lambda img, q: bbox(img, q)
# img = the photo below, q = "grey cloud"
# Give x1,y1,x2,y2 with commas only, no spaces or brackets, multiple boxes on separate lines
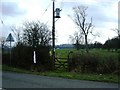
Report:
86,4,117,27
88,6,108,26
1,1,26,17
63,1,117,28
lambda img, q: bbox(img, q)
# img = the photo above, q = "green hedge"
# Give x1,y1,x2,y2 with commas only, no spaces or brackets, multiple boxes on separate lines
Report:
3,44,52,71
69,52,119,74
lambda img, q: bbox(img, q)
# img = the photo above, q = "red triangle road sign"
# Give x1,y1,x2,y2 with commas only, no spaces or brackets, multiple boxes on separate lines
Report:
6,33,14,42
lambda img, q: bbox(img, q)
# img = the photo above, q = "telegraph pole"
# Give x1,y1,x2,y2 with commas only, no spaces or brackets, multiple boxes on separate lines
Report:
52,0,61,70
52,0,55,70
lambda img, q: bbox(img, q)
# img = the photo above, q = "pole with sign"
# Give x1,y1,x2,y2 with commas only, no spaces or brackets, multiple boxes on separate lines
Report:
6,33,14,66
52,0,61,70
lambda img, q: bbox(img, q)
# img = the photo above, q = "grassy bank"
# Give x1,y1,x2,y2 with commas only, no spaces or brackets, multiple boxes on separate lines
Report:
2,65,119,83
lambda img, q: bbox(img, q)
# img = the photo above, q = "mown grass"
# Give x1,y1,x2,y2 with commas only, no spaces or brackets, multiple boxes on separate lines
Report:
2,65,119,83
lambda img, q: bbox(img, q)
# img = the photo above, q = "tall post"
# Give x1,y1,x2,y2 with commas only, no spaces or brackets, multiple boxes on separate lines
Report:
52,0,55,70
10,40,11,66
6,33,14,66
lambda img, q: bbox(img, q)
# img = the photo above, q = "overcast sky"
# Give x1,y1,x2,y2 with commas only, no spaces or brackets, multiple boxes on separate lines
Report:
0,0,119,45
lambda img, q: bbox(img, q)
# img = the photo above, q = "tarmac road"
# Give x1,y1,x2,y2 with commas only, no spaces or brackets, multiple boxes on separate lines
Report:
2,71,119,89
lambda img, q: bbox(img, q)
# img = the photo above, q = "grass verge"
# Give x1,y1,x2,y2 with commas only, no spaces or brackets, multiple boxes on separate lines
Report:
2,65,119,83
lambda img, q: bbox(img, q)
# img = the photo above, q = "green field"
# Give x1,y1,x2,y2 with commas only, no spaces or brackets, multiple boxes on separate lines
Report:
55,48,119,58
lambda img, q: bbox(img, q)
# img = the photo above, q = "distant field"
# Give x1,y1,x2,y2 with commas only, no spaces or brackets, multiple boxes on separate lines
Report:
55,48,119,58
55,48,74,58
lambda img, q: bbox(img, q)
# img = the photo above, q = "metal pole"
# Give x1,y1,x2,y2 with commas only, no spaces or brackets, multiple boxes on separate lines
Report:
10,41,11,66
52,0,55,70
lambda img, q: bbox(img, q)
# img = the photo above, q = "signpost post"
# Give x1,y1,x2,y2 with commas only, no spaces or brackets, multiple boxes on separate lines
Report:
6,33,14,66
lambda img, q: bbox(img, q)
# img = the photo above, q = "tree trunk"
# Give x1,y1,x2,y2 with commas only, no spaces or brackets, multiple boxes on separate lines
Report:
85,35,89,53
76,39,79,50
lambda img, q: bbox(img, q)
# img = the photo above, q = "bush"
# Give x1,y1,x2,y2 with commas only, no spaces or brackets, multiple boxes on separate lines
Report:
11,43,33,69
2,53,10,66
69,51,119,74
35,46,52,71
98,54,119,74
10,44,52,71
69,52,100,73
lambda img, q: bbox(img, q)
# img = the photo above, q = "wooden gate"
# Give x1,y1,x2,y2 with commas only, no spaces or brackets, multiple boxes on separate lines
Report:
55,57,68,70
55,51,73,71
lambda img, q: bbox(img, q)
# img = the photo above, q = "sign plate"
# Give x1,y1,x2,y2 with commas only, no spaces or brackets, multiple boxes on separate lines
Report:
6,33,14,42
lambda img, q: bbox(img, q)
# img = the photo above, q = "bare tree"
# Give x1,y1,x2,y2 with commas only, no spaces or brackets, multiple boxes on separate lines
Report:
69,31,84,50
22,21,52,47
72,6,94,53
11,26,23,45
0,37,6,47
0,37,6,53
112,28,120,39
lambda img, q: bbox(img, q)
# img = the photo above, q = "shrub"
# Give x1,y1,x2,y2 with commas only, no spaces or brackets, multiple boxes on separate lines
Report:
68,51,119,74
11,44,52,71
11,43,33,69
97,54,119,74
69,52,100,73
35,46,52,71
2,53,10,66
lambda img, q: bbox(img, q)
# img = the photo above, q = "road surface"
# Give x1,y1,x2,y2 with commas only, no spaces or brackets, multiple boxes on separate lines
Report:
2,71,119,89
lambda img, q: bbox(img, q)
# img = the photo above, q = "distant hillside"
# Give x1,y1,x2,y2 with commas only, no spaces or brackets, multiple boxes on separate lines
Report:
56,44,74,49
